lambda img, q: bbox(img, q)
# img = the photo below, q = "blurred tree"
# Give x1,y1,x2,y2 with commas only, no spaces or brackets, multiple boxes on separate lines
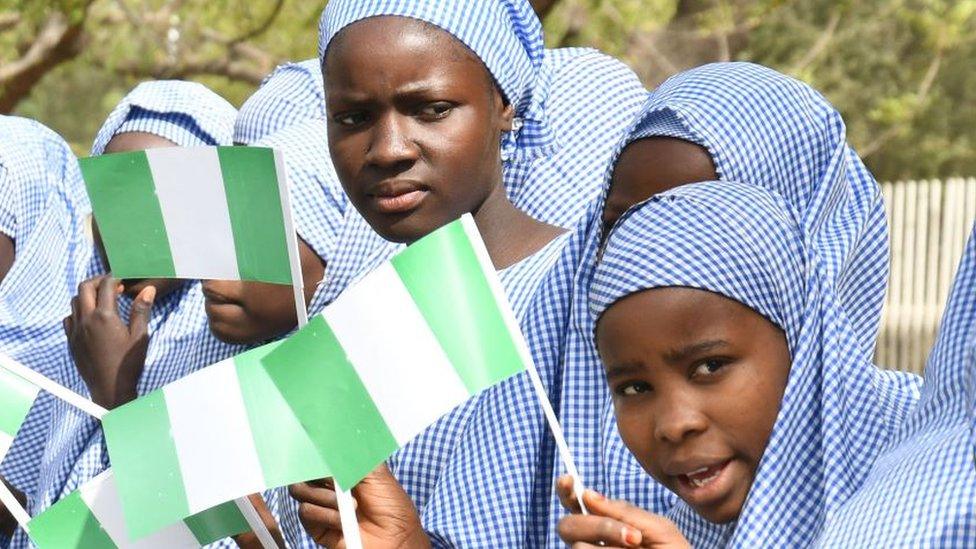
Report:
2,0,974,181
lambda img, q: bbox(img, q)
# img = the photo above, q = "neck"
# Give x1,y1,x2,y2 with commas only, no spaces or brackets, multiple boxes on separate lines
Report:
471,183,565,270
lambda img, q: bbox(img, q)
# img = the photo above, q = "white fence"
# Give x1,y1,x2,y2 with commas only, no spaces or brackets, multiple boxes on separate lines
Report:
875,178,976,373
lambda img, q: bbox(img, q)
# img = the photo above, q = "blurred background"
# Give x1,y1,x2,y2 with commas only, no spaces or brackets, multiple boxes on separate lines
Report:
0,0,974,371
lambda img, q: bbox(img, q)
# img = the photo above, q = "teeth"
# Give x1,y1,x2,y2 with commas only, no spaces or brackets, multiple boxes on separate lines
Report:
687,467,709,476
689,471,720,488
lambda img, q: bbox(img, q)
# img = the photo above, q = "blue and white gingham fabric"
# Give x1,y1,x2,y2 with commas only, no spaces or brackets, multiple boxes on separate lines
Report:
234,59,326,145
589,182,921,547
10,81,242,549
90,80,236,155
0,116,91,498
544,62,894,547
818,224,976,547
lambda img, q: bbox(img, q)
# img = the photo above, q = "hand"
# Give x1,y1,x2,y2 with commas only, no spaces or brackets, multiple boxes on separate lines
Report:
63,275,154,409
234,493,285,548
556,475,689,548
289,465,430,549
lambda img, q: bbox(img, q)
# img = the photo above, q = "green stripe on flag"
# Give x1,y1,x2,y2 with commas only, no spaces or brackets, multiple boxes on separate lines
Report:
391,220,526,394
28,491,114,549
261,315,398,489
0,367,36,437
217,147,292,285
80,151,176,279
236,341,331,488
102,390,189,538
183,500,251,545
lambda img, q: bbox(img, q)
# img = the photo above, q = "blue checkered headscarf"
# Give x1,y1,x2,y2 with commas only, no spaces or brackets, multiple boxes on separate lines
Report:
318,0,554,160
818,224,976,547
0,117,91,497
234,59,326,145
90,80,236,155
589,182,920,546
543,62,893,546
10,81,244,549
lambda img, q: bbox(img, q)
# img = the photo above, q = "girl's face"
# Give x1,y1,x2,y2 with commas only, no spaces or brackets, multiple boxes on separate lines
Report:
596,287,790,524
324,16,514,244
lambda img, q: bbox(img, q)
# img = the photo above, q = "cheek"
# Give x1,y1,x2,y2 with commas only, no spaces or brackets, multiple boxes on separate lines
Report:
612,401,656,467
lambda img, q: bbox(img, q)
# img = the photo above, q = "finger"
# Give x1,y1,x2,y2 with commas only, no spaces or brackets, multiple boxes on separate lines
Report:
557,475,583,513
244,494,285,547
557,515,642,547
95,275,120,313
128,285,155,338
62,315,72,338
571,544,626,549
289,482,337,509
582,490,680,536
76,278,100,314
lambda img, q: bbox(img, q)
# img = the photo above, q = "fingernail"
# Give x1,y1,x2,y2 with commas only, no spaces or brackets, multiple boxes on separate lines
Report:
623,527,641,545
587,489,605,501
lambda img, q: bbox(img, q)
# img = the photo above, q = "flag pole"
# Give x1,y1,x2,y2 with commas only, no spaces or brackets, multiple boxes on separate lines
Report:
277,151,363,549
459,216,589,514
234,497,278,549
0,353,107,420
0,480,30,535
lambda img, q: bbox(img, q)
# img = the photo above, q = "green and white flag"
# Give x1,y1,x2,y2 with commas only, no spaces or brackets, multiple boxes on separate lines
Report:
103,216,530,538
0,364,39,459
27,470,251,548
80,146,300,284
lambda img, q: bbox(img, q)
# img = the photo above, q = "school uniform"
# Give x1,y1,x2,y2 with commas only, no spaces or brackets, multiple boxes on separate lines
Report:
589,181,921,546
11,81,241,549
543,62,897,547
234,59,326,146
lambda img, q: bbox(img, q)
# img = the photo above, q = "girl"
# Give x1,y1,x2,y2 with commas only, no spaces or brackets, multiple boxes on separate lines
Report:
543,62,892,546
10,80,244,549
558,180,920,546
276,1,647,546
0,116,90,512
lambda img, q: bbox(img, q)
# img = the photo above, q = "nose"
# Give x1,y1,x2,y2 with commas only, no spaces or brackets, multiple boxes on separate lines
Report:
365,112,420,169
652,392,708,444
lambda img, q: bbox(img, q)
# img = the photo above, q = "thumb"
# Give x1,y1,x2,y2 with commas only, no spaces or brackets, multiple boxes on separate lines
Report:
128,285,155,338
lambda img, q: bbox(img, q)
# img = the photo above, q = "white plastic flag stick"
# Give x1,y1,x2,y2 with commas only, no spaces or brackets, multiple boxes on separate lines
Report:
234,497,278,549
0,480,29,533
465,225,590,515
278,160,362,549
0,353,106,419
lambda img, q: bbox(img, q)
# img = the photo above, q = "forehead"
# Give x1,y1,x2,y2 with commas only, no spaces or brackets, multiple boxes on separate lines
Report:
323,16,491,94
103,132,178,154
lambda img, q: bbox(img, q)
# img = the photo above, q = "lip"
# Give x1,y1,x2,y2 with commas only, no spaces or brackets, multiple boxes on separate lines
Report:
365,180,429,214
669,458,734,508
201,285,238,306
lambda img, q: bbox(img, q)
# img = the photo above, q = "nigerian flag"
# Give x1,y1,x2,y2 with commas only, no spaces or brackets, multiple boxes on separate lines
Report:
27,470,250,548
0,363,40,458
103,216,530,538
80,146,298,284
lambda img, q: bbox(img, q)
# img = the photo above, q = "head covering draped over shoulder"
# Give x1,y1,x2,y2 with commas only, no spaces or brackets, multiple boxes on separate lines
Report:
590,182,920,546
0,116,91,495
90,79,237,154
819,225,976,547
318,0,553,160
13,82,244,549
545,62,891,547
235,59,326,145
629,62,888,358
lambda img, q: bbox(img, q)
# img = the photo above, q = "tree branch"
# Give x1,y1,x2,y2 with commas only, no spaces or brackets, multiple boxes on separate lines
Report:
791,9,842,74
227,0,285,45
0,13,20,33
0,12,87,113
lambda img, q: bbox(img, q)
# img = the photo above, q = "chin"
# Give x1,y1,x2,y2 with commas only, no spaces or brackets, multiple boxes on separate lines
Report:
694,502,741,525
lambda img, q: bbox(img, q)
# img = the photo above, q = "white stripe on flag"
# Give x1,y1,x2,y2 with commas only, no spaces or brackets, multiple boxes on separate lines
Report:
164,359,265,513
146,146,240,280
322,263,470,445
79,470,199,548
0,432,12,460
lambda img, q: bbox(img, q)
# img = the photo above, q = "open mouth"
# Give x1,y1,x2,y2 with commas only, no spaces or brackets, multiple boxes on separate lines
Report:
680,462,728,489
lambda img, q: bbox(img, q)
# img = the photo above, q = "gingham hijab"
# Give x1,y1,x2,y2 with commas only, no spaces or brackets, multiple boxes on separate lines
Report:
590,182,921,546
0,117,91,495
547,62,892,546
15,81,242,549
234,59,326,145
818,224,976,547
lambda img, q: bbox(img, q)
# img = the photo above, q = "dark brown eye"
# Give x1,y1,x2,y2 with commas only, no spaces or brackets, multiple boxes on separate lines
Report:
417,102,454,119
692,360,727,378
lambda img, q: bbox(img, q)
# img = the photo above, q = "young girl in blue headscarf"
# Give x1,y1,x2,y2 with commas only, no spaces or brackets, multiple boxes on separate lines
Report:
556,180,920,547
9,80,246,549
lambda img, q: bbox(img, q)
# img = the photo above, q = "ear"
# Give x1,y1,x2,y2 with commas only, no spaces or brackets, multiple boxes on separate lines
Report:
498,102,516,132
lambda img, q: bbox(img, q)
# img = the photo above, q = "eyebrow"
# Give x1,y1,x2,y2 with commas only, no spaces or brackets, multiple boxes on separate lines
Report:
604,361,646,379
662,339,729,365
